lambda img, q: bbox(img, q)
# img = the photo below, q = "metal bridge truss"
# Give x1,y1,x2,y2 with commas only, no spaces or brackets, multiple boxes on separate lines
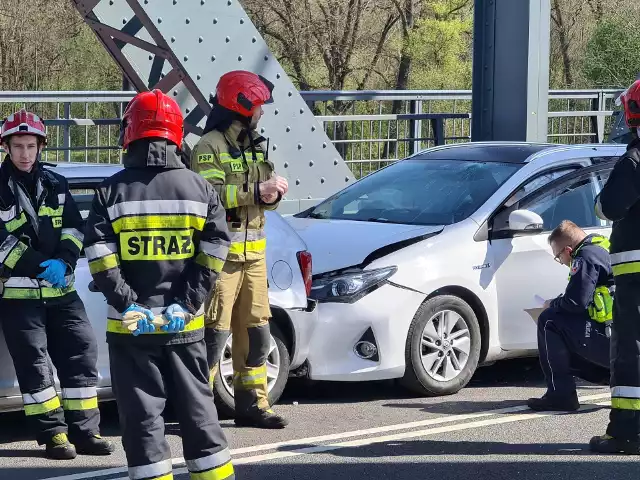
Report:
71,0,355,206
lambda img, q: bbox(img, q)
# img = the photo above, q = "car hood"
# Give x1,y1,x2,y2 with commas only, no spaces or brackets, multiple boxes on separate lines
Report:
285,216,444,274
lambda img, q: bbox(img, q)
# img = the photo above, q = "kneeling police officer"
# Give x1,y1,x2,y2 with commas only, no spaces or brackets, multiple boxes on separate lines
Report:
528,220,612,412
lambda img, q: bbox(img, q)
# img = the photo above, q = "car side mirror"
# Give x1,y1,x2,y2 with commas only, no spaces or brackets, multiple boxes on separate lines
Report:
508,209,544,233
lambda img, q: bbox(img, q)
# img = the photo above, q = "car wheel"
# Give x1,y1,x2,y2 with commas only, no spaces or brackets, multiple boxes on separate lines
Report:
400,295,481,396
213,321,291,417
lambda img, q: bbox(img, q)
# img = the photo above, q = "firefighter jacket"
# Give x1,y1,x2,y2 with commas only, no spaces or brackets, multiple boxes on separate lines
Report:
549,234,614,322
83,139,231,346
0,157,83,302
191,120,280,263
595,137,640,277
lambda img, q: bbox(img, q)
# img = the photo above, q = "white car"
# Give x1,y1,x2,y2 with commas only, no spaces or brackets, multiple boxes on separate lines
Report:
287,141,625,396
0,163,318,415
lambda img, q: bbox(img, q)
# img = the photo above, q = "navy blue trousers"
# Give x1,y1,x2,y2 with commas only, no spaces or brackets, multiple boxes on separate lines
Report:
537,308,610,398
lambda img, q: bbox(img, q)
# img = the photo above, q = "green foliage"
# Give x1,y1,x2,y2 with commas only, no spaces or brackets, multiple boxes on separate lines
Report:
582,9,640,89
407,1,473,90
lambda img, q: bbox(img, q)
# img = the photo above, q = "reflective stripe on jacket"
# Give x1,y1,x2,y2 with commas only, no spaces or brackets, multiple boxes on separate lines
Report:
191,121,280,262
83,139,231,345
0,157,84,301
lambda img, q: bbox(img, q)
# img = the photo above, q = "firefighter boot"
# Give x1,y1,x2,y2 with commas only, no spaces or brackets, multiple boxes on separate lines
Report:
73,434,115,455
45,433,77,460
589,434,640,454
234,408,289,429
527,393,580,412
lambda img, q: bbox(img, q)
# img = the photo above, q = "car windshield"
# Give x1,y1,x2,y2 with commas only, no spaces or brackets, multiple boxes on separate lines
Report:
305,159,522,225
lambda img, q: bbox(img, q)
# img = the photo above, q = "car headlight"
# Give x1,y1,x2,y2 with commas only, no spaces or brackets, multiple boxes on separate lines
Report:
310,266,398,303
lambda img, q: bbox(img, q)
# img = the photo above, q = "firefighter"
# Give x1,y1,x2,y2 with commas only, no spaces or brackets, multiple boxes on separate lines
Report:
191,70,289,429
0,109,114,460
593,78,640,454
527,220,612,412
83,89,235,479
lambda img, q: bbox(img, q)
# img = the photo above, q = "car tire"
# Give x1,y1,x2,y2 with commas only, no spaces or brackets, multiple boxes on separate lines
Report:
213,321,291,417
400,295,481,397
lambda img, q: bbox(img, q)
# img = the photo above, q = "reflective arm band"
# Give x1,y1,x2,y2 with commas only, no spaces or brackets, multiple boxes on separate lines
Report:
89,253,120,274
4,241,28,269
60,228,84,251
195,252,225,273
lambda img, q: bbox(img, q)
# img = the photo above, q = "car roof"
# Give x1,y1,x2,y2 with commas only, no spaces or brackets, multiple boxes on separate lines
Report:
408,142,561,164
43,162,123,180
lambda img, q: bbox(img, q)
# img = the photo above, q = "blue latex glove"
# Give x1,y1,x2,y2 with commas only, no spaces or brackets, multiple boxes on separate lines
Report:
123,303,155,336
163,303,187,333
37,259,67,288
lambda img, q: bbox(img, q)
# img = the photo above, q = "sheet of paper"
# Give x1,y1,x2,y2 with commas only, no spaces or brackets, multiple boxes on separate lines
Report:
533,294,546,308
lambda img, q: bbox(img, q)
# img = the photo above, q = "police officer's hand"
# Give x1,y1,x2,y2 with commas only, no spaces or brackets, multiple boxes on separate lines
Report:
123,303,155,336
162,303,187,333
260,175,288,196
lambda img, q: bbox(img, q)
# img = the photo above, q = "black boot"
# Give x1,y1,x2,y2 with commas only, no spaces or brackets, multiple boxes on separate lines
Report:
72,434,115,455
527,393,580,412
235,409,289,429
45,433,77,460
589,434,640,454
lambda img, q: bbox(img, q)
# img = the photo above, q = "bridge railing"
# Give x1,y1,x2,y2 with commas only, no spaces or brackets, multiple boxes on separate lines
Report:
0,88,622,178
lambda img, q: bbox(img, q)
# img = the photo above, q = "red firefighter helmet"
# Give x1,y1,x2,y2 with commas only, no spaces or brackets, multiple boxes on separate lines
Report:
1,109,47,144
616,79,640,128
215,70,274,118
121,89,184,149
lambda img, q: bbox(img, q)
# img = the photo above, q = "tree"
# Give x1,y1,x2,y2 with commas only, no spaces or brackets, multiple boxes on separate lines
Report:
582,5,640,89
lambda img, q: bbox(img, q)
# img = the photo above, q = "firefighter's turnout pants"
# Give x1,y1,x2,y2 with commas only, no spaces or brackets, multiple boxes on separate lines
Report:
205,257,272,414
109,338,233,480
0,292,100,445
607,272,640,441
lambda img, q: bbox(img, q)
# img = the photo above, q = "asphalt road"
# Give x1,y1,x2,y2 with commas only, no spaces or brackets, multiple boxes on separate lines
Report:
2,358,637,480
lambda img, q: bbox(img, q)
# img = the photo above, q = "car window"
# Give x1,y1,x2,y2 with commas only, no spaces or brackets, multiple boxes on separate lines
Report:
503,167,577,208
520,170,609,231
306,159,522,226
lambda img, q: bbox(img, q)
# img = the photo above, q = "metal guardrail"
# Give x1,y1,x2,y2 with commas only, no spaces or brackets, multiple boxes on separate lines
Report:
0,88,623,178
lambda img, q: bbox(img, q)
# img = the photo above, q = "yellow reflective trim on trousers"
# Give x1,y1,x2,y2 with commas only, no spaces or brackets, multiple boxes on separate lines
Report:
228,238,266,256
5,212,27,232
201,169,226,181
195,252,225,273
611,398,640,410
235,365,267,388
89,253,120,274
189,461,234,480
612,262,640,276
61,233,83,250
148,475,173,480
4,241,27,269
38,206,64,217
112,215,206,234
62,397,98,411
106,314,205,335
225,185,238,209
24,395,61,416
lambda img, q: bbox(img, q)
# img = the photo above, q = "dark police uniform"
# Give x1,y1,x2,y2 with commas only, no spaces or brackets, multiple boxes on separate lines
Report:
530,234,612,409
0,156,101,445
83,139,235,480
593,136,640,451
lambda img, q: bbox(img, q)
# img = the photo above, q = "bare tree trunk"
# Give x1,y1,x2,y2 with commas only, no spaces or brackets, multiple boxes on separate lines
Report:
552,0,574,86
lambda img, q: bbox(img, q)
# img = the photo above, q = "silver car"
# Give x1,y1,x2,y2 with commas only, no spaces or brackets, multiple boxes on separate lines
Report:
0,162,318,416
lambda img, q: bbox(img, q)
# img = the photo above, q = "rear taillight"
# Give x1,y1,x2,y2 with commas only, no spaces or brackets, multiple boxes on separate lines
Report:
297,250,313,297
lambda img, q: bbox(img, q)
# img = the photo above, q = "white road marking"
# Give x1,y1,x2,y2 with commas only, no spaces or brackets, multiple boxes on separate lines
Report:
41,392,610,480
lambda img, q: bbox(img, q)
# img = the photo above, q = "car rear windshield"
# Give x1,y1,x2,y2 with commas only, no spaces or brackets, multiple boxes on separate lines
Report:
305,159,522,225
